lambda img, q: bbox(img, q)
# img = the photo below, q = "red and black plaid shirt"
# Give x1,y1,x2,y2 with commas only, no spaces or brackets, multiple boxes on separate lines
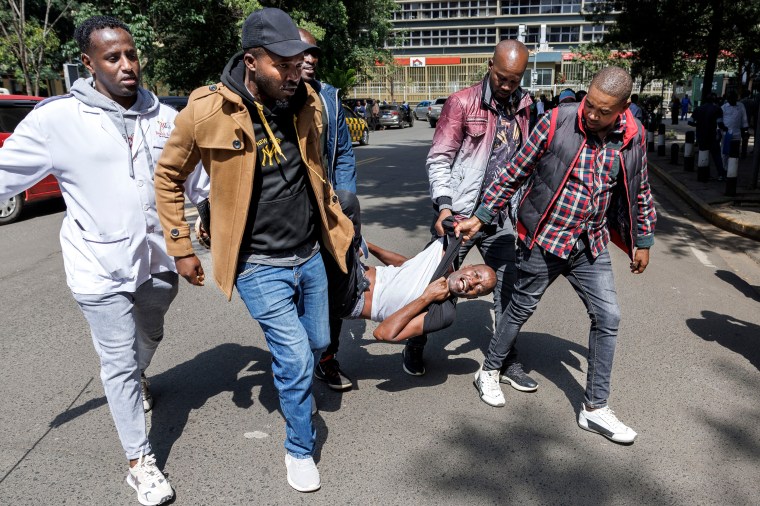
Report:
477,110,655,259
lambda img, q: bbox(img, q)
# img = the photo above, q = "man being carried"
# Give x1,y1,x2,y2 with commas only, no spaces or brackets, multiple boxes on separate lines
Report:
324,204,496,341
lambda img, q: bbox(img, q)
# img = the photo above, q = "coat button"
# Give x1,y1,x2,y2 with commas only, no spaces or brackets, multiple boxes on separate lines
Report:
170,228,179,237
209,84,217,91
232,139,242,149
331,194,339,204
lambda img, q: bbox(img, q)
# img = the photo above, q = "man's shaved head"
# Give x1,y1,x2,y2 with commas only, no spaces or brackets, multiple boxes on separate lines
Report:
493,39,529,63
488,39,529,104
589,66,633,103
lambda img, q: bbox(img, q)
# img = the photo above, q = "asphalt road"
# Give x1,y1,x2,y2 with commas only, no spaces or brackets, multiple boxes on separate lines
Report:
1,122,759,505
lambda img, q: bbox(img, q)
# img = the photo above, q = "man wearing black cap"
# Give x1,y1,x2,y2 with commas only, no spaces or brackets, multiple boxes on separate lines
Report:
154,7,353,493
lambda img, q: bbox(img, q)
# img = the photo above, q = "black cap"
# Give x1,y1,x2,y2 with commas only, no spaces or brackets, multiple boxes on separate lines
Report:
242,8,316,57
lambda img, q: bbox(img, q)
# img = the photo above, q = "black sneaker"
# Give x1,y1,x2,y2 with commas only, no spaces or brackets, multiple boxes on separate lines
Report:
499,362,538,392
315,357,353,391
402,343,426,376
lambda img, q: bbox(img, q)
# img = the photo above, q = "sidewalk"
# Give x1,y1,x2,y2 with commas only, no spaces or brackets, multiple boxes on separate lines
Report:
646,119,760,241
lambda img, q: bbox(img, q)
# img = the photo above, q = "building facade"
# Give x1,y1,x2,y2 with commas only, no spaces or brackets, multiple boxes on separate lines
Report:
352,0,633,104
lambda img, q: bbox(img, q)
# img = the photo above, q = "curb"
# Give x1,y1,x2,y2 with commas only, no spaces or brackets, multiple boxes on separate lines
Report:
648,160,760,241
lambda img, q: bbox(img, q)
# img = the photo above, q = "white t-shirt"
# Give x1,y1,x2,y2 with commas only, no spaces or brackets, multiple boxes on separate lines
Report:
371,238,444,322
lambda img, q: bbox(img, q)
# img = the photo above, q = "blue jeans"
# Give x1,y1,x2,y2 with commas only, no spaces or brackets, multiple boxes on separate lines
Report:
235,252,329,458
73,272,179,460
483,239,621,408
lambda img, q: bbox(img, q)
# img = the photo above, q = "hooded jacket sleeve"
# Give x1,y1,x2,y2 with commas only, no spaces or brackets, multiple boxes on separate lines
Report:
0,108,54,201
154,98,203,258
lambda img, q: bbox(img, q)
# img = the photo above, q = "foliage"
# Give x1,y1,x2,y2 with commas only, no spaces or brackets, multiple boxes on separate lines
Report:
0,0,72,95
322,67,356,99
1,0,397,94
586,0,760,99
568,44,631,82
258,0,398,77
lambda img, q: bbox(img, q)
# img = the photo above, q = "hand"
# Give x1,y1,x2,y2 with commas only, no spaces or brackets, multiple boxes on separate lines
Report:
434,209,453,236
194,217,210,249
455,216,483,242
630,248,650,274
423,277,450,302
176,254,205,285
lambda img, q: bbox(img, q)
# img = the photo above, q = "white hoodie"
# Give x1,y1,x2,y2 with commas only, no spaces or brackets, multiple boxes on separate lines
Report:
0,78,206,294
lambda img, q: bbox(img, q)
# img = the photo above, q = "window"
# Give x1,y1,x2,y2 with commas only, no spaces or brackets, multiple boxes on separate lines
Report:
547,25,580,43
502,0,581,16
521,68,553,88
582,24,608,43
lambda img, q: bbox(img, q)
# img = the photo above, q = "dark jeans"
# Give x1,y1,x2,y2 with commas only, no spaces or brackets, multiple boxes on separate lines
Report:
409,218,518,364
323,190,363,359
483,239,621,408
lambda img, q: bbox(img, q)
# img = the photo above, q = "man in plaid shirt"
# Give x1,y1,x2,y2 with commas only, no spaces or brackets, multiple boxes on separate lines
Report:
457,66,656,444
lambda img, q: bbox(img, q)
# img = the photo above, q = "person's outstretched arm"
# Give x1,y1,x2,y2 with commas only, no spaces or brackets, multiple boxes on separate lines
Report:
367,241,408,267
373,278,450,341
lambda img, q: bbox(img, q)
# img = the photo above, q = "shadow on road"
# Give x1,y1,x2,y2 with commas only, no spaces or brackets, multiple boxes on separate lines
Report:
686,310,760,371
147,343,281,467
714,269,760,303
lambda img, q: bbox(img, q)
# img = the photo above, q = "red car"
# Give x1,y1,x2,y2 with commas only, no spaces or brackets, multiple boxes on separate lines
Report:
0,94,62,224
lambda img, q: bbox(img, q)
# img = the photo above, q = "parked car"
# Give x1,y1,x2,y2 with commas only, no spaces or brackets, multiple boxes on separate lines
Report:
158,95,189,111
413,100,431,120
0,95,62,225
378,104,414,129
342,105,369,146
427,97,448,128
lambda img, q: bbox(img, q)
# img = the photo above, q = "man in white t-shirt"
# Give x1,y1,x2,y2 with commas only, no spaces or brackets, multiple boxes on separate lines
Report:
325,230,496,342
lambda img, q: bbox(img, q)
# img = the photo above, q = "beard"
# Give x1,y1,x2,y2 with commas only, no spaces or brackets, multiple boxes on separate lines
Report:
254,71,297,107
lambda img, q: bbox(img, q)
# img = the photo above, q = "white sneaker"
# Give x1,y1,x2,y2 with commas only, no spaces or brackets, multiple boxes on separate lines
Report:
125,453,174,506
140,373,153,413
311,394,318,417
473,367,505,407
578,404,637,444
285,454,321,492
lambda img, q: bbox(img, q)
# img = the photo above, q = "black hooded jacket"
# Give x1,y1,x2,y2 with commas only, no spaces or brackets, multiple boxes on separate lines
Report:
221,52,316,255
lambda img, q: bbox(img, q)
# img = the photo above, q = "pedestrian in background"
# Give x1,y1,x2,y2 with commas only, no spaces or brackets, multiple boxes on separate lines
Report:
629,93,643,122
372,100,380,130
680,94,691,120
0,15,208,505
690,93,726,180
739,90,758,158
458,66,656,446
299,27,358,392
558,88,576,104
670,94,680,124
719,91,749,169
420,39,536,391
153,7,353,493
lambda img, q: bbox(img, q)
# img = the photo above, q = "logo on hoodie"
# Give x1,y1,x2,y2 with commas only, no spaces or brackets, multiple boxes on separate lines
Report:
155,117,171,139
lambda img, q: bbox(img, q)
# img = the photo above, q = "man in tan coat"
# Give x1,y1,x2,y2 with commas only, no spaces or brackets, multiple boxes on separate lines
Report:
153,8,352,493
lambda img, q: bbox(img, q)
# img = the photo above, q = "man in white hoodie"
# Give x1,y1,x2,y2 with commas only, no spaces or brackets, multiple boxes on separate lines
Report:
0,16,201,506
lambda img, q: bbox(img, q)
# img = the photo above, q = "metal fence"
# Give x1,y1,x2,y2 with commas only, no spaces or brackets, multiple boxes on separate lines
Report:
351,58,673,105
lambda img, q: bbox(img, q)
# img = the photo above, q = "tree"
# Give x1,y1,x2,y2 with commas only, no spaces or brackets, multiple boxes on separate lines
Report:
0,0,73,95
586,0,760,101
258,0,398,76
322,67,356,99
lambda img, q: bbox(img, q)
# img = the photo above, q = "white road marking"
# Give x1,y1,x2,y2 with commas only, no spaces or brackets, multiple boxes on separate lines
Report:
689,246,716,268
